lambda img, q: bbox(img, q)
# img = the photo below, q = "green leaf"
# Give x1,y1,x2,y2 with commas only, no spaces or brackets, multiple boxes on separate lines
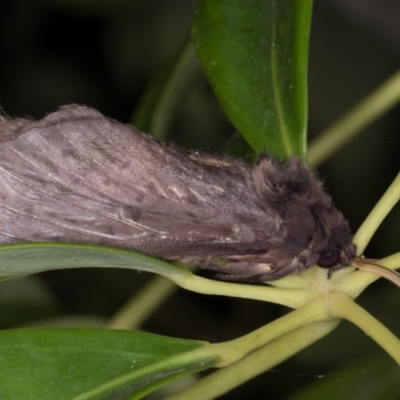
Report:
0,243,189,280
192,0,312,159
0,328,217,400
285,354,400,400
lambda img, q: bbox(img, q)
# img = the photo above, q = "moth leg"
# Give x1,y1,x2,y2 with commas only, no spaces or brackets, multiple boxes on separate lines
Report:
200,261,276,282
202,258,306,283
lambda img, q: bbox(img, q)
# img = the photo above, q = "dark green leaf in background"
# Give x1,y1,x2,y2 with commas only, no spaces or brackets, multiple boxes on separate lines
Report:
192,0,312,159
285,354,400,400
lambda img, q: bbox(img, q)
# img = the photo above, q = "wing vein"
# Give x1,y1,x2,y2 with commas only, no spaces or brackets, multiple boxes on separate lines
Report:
0,163,166,235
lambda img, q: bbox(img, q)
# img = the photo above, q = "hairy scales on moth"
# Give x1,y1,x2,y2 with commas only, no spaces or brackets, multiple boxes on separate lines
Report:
0,105,398,285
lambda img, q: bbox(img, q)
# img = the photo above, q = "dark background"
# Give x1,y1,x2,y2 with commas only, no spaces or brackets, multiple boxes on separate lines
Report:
0,1,399,399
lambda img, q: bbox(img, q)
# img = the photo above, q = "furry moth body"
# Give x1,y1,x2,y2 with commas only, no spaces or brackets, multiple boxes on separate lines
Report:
0,105,357,282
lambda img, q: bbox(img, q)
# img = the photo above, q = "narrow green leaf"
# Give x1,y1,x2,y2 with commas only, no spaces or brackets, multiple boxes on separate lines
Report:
0,328,217,400
0,243,189,280
192,0,312,159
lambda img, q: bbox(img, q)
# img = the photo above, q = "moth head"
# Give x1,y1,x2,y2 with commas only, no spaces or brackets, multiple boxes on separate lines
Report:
310,206,356,272
316,212,400,287
316,243,357,278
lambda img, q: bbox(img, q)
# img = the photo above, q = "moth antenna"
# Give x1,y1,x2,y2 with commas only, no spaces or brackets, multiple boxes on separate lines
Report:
353,257,400,288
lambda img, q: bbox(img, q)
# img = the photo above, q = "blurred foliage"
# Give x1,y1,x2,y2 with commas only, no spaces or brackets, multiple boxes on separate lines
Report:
0,1,399,399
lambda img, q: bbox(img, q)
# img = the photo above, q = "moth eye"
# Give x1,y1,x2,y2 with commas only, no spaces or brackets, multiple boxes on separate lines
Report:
317,249,341,268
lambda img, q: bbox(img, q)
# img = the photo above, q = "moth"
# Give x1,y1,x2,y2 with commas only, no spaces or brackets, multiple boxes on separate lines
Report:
0,105,398,284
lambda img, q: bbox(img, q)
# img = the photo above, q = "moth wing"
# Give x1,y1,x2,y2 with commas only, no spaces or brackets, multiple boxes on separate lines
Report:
0,105,285,258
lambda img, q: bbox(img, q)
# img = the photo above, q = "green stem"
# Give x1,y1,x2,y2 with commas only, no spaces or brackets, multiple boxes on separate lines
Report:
166,320,340,400
151,44,199,138
105,275,177,330
337,252,400,300
353,172,400,254
169,272,310,308
329,290,400,365
308,70,400,167
212,295,330,367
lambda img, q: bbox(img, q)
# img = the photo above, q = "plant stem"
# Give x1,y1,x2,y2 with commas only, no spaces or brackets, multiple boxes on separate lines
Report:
169,272,311,307
308,70,400,167
336,252,400,301
166,320,340,400
329,290,400,365
150,44,199,139
105,276,177,330
353,172,400,254
212,296,330,367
